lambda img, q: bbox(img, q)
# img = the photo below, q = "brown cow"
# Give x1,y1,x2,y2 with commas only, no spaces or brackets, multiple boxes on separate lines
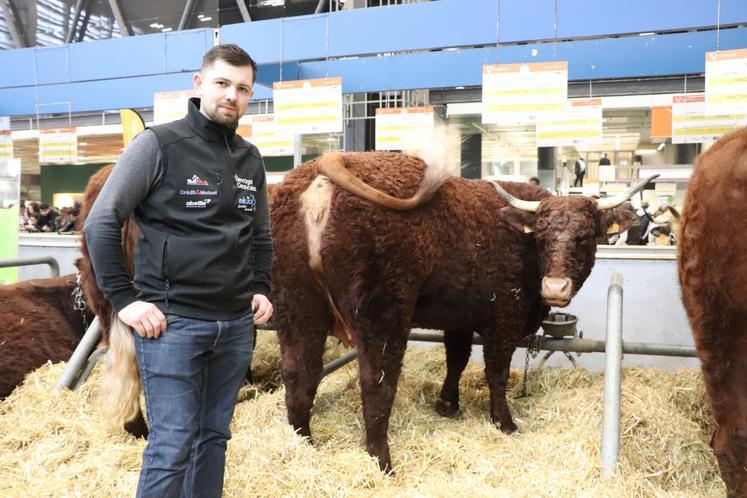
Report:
75,164,149,437
679,127,747,497
271,151,651,472
0,275,92,398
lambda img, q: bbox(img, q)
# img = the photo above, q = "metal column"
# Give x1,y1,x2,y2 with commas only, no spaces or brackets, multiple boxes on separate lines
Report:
601,272,624,477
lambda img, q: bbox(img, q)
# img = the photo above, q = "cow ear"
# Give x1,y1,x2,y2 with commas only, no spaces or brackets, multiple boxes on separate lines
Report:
500,207,536,233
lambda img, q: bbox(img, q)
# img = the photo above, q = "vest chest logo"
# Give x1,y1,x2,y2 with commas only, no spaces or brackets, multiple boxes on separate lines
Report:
235,175,257,191
187,174,209,186
237,195,256,212
186,199,212,208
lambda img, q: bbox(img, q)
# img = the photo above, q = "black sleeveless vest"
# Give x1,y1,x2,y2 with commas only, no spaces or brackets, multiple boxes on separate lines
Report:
132,98,267,320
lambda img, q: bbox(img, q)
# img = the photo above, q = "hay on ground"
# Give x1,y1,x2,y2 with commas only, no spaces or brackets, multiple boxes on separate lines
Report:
0,332,722,497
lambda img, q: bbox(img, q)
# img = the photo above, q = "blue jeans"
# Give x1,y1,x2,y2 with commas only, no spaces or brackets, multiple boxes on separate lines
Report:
133,312,254,498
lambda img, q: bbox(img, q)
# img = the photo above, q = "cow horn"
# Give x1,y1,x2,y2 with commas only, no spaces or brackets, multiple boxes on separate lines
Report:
492,181,540,212
596,174,660,210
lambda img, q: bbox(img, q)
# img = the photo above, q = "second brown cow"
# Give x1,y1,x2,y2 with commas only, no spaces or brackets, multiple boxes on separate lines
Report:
271,151,652,472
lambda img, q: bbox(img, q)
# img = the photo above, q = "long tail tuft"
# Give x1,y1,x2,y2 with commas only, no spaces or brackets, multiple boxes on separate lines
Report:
100,315,141,429
405,124,461,201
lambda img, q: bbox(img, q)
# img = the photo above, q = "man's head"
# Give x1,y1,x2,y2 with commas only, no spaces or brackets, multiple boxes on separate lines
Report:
194,44,257,128
39,203,51,215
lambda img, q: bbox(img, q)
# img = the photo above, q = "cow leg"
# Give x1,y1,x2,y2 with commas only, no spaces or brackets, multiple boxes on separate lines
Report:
357,326,409,473
700,341,747,497
482,329,518,434
277,323,328,440
435,329,472,418
124,406,149,439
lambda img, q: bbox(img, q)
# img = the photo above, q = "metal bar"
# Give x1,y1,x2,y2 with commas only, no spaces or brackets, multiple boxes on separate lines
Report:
75,0,92,43
321,349,359,378
407,331,697,358
106,0,131,36
0,0,25,48
315,0,328,14
178,0,197,31
55,317,102,390
65,0,84,44
601,272,624,477
70,347,107,390
235,0,251,22
0,256,60,277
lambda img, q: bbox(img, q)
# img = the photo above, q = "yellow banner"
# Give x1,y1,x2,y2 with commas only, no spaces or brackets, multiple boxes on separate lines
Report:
120,109,145,148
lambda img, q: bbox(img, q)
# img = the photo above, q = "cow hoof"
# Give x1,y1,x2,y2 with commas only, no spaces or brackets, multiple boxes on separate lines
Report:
498,420,518,434
435,399,462,418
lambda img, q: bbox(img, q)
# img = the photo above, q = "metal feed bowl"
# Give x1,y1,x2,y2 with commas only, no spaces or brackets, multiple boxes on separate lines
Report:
540,312,579,338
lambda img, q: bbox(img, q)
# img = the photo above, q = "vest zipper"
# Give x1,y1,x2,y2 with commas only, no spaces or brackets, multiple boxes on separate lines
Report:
163,236,170,308
223,133,231,153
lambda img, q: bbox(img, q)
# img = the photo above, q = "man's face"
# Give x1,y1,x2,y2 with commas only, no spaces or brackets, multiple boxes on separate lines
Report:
194,60,254,128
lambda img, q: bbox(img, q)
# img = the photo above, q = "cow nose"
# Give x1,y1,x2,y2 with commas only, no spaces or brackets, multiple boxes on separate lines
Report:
541,277,573,306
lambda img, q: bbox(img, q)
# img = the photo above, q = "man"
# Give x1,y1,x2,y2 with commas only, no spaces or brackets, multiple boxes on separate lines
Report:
36,203,58,232
573,157,586,187
84,44,272,497
599,152,611,166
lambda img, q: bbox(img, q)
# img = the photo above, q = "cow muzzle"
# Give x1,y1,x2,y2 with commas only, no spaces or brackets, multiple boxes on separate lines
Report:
541,277,573,307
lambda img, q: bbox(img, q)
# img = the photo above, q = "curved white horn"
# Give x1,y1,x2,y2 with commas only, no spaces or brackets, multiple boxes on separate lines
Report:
492,181,540,212
596,174,660,210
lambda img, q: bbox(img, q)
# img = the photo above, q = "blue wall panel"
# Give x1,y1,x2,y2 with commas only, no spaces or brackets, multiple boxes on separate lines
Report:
0,47,35,86
499,0,747,42
165,29,214,73
34,46,69,85
0,87,37,115
221,19,283,64
326,1,497,56
2,1,747,116
299,28,747,93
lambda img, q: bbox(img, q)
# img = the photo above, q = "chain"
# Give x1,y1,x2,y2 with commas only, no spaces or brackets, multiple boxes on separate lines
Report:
72,272,89,331
519,333,542,398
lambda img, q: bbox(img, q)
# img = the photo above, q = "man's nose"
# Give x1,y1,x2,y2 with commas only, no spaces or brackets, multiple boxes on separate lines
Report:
225,87,237,101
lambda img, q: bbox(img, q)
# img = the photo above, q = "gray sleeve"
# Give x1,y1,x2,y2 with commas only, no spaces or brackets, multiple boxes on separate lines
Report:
83,129,162,312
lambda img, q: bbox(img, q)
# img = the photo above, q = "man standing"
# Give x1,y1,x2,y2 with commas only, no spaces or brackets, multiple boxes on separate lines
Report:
599,152,611,166
84,44,272,497
573,157,586,187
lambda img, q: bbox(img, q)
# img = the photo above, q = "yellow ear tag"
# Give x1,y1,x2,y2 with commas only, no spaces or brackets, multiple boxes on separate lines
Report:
523,225,535,234
606,222,620,234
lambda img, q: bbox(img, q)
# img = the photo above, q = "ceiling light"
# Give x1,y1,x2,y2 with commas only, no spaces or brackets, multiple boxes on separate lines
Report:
161,27,173,32
657,142,666,151
199,17,212,22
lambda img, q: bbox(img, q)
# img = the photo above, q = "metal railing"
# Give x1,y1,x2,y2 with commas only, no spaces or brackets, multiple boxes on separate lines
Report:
0,256,60,277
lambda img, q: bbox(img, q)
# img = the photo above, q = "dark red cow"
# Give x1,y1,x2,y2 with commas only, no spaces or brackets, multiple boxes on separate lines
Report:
679,127,747,497
271,151,650,472
76,164,148,437
0,275,91,398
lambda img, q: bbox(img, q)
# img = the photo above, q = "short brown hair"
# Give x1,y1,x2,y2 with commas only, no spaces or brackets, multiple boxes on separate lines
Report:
202,44,258,84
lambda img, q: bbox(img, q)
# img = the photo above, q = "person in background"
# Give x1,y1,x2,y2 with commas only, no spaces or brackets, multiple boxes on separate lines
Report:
35,203,58,232
573,157,586,187
599,153,611,166
528,176,541,186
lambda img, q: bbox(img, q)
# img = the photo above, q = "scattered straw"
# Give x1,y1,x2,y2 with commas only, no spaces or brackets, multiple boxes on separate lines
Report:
0,332,723,497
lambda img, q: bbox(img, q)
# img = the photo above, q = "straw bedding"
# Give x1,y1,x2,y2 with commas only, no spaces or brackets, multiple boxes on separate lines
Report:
0,332,723,497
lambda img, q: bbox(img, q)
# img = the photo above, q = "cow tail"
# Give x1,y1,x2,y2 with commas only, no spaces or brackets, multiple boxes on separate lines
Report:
100,315,141,427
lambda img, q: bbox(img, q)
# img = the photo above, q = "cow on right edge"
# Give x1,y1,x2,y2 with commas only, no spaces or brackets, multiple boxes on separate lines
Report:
271,149,654,472
679,127,747,497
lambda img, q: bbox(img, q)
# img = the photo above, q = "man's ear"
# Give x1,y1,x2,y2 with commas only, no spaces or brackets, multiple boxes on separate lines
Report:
500,207,536,233
193,72,203,95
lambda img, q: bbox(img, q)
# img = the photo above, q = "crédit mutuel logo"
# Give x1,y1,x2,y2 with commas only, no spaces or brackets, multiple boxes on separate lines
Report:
187,174,209,186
